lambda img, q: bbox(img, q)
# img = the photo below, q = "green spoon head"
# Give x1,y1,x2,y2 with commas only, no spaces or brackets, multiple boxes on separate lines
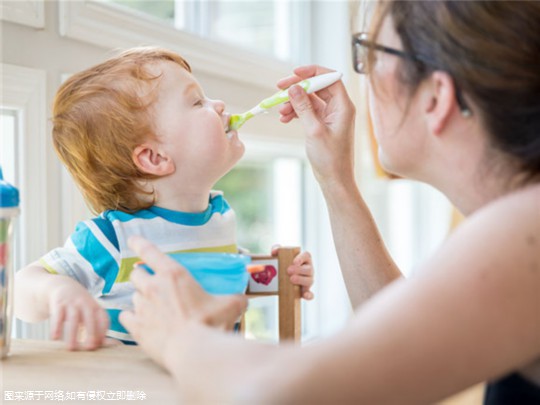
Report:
228,111,254,132
228,114,245,131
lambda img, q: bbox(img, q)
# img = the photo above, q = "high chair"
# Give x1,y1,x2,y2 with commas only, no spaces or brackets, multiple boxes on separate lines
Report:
240,247,301,343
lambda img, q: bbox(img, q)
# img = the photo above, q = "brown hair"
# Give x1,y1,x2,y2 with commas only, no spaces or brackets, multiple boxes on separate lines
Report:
369,1,540,179
52,47,191,214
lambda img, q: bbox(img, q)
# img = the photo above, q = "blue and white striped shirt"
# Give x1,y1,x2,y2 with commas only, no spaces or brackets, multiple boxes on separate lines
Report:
41,192,237,342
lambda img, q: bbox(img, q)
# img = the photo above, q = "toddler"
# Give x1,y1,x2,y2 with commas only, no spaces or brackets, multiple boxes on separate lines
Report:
14,48,314,350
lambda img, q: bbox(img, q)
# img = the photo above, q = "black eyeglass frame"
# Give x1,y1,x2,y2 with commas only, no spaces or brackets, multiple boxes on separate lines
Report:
352,32,471,116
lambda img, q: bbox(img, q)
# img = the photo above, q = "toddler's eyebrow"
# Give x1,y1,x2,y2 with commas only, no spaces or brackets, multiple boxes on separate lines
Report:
182,82,200,97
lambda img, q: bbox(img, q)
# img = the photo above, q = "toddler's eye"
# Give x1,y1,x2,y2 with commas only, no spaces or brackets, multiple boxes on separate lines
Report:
193,99,204,107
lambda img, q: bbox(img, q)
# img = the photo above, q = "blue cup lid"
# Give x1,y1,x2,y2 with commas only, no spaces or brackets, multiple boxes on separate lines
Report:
0,166,20,208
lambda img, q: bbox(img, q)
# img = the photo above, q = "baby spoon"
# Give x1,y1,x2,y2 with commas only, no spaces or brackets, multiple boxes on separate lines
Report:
227,71,343,132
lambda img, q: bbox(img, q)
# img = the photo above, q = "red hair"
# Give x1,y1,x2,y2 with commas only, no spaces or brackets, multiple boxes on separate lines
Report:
52,47,191,213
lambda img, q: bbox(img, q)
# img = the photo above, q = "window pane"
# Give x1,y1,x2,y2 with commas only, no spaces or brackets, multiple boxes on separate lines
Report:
0,110,17,185
0,109,21,340
205,1,281,58
215,157,304,343
215,161,274,254
100,0,292,60
102,0,175,23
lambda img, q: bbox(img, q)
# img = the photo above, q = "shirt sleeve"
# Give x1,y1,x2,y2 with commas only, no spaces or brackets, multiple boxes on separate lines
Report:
40,217,120,297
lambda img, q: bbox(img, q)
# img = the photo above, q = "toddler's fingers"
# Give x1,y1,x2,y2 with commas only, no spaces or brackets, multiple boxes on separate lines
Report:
290,274,314,288
103,337,122,347
81,307,99,350
288,264,313,277
302,290,314,300
50,305,66,340
97,308,110,346
293,251,312,266
64,307,81,351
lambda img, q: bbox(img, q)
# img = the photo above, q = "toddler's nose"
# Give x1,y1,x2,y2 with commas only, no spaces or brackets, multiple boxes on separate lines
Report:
212,99,225,114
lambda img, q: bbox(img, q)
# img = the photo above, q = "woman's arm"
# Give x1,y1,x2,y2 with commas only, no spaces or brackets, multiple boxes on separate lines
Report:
122,187,540,404
321,179,402,306
279,65,401,307
260,186,540,404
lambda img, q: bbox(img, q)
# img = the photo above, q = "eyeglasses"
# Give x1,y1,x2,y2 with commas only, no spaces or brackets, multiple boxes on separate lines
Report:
352,32,471,117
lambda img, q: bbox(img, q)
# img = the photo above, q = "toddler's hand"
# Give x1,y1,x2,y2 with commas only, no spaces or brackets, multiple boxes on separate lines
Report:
271,246,314,300
48,281,109,351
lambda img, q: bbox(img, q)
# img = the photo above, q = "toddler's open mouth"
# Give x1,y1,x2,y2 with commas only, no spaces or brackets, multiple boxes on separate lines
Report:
223,113,232,134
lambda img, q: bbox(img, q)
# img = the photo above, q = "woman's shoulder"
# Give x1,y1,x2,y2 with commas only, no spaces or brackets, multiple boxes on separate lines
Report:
434,183,539,283
465,183,540,242
483,182,540,219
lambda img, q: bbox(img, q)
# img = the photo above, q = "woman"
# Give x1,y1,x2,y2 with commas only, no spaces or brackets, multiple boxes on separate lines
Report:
120,1,540,403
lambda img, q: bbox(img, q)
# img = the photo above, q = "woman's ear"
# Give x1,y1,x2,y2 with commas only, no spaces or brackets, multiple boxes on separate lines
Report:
132,144,175,176
425,71,459,135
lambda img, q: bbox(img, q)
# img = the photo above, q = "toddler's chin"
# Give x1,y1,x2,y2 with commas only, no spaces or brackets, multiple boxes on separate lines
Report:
226,129,238,140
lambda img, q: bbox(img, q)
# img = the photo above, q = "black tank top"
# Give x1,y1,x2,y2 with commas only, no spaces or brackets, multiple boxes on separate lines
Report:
484,372,540,405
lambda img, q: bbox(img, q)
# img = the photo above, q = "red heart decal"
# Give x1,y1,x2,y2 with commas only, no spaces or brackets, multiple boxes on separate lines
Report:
0,243,6,267
251,265,277,286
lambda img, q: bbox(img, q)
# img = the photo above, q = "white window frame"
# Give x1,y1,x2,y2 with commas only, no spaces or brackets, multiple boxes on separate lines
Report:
58,0,294,91
0,0,45,28
1,63,49,339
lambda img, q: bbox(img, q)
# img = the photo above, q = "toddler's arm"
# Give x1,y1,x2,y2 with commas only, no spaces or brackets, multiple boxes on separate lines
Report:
15,262,110,350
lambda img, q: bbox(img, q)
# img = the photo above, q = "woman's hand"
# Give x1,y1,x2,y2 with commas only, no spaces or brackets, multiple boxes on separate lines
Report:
271,246,315,300
278,65,357,188
119,236,248,368
48,280,110,351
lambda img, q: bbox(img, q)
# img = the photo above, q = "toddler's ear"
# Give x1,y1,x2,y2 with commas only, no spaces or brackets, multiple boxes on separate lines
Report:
132,144,175,176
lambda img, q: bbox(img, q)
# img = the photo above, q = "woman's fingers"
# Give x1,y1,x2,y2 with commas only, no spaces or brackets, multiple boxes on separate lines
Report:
205,295,248,330
287,86,325,133
277,65,336,89
276,74,303,90
119,310,139,340
278,102,295,116
130,266,155,296
293,64,335,78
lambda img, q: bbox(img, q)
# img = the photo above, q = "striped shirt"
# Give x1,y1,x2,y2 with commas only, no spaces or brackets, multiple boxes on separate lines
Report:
40,192,237,342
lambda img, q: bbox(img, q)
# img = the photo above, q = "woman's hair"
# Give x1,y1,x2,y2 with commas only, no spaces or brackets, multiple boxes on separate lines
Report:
369,1,540,179
52,47,191,214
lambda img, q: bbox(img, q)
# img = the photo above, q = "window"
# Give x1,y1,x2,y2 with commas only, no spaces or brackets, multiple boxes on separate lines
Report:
0,110,17,184
1,64,49,340
215,147,305,343
215,158,303,253
101,0,294,61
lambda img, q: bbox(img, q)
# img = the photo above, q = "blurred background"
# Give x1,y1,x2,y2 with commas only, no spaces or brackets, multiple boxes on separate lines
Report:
1,0,453,345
